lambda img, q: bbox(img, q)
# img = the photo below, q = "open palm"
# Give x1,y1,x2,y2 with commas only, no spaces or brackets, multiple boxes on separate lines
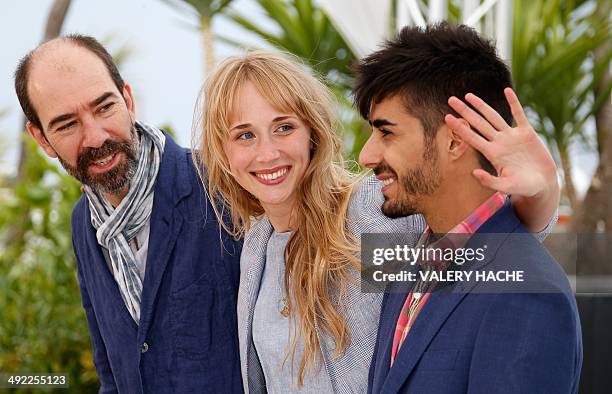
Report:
444,88,558,198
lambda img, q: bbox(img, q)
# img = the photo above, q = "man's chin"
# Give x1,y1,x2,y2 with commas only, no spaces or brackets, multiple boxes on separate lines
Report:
63,152,137,194
381,200,419,218
87,180,128,195
69,160,127,194
86,166,131,194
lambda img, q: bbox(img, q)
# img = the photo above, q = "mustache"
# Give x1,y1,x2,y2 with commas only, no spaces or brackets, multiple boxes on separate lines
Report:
373,162,397,178
77,139,134,168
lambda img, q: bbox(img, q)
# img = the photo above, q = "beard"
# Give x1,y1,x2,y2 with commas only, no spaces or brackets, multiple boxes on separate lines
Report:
58,125,139,194
374,139,441,218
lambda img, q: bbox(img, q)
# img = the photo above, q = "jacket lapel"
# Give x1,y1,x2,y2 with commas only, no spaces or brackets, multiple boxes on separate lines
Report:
137,134,191,338
380,291,467,394
238,216,273,389
371,290,408,393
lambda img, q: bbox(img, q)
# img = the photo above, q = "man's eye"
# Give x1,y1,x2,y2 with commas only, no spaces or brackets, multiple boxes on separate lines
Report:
57,121,77,132
380,128,392,137
238,131,254,140
99,102,115,113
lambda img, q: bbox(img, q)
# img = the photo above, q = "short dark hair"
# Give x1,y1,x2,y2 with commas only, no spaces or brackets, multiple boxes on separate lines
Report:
353,22,513,175
14,34,125,131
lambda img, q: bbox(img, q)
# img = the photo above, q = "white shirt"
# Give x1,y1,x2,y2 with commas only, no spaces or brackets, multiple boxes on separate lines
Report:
130,219,150,282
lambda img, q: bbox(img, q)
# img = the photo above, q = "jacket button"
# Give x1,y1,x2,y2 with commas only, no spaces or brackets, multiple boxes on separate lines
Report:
141,342,149,353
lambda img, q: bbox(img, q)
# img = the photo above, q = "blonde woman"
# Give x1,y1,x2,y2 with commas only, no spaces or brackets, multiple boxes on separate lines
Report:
192,52,556,393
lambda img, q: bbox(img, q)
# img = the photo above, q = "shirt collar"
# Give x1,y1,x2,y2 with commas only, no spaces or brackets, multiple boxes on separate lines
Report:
417,192,506,258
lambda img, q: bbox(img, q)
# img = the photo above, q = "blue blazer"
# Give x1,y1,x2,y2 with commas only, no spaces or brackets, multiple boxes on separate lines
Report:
71,134,243,393
368,204,582,394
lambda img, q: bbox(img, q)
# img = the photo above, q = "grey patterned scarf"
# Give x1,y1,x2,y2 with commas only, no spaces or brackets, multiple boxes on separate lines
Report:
85,121,166,324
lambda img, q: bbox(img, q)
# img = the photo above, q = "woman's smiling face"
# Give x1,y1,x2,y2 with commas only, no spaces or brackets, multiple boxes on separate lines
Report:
223,80,311,215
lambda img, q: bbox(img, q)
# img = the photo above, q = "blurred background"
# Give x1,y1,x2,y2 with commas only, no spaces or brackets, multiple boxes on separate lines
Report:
0,0,610,392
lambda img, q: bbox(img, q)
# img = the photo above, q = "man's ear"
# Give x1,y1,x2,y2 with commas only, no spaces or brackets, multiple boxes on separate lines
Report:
26,121,57,158
122,83,136,120
446,121,470,160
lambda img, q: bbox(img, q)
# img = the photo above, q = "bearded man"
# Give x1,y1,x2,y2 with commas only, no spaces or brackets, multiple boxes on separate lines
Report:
15,35,243,393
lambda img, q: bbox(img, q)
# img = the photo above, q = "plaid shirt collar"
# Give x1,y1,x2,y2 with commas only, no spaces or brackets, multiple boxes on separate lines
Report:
417,192,507,261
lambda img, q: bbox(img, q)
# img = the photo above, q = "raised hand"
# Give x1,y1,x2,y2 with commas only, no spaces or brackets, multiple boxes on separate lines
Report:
444,88,559,233
444,88,557,198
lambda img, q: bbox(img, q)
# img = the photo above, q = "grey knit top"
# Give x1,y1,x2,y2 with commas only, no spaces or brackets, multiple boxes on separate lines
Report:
252,230,334,392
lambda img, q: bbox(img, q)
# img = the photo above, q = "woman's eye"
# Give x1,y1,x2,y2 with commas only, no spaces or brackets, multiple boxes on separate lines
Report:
277,124,293,133
238,131,254,140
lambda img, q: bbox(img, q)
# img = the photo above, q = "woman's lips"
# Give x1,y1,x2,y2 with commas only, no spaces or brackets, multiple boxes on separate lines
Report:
251,166,291,185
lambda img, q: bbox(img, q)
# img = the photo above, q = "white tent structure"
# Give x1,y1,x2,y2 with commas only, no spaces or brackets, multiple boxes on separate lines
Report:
319,0,513,62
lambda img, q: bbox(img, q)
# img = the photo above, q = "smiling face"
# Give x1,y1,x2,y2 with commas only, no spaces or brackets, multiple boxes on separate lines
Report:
359,94,442,217
223,80,312,215
26,42,138,195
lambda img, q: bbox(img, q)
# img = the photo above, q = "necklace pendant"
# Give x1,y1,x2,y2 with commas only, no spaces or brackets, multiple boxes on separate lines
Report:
279,298,290,317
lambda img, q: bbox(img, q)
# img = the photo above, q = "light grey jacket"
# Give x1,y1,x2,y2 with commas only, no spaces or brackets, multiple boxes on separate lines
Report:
237,177,424,393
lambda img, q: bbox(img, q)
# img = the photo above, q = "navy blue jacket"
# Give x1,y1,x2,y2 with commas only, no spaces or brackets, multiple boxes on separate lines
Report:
368,204,582,394
71,134,243,393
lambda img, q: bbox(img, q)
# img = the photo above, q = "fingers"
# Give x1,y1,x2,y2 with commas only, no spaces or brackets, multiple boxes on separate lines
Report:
447,96,498,141
444,114,492,157
464,93,509,131
473,169,509,194
504,87,530,128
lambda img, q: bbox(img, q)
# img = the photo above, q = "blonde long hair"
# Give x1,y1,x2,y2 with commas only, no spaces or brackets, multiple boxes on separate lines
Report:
193,51,362,384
